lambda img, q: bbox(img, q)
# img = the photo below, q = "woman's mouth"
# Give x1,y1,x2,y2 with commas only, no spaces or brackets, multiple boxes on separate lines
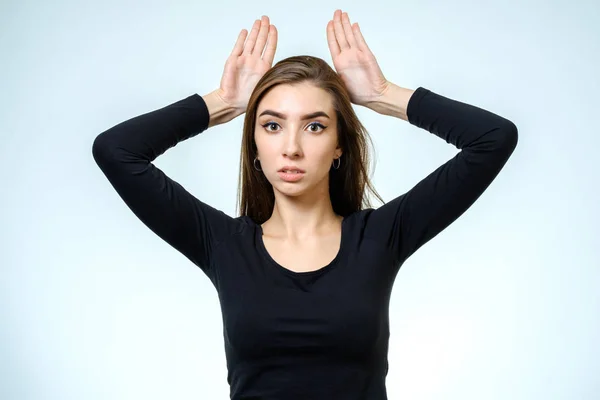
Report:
278,170,305,182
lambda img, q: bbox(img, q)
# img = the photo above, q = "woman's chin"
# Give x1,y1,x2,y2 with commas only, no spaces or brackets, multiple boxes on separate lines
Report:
273,184,307,197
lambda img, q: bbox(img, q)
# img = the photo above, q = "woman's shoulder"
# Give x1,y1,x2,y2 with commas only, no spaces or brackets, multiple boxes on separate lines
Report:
214,214,258,243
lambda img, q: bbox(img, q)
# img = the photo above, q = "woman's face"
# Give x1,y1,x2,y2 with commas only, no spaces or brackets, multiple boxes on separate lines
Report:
254,82,342,198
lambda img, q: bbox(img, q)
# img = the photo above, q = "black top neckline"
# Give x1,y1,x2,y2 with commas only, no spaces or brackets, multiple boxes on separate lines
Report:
255,216,349,277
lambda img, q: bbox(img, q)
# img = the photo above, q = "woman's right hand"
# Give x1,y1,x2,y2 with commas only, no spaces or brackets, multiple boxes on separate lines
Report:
216,16,278,114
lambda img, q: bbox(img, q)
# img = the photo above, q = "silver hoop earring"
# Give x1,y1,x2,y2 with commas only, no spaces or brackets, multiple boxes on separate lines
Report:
332,157,341,170
253,157,262,171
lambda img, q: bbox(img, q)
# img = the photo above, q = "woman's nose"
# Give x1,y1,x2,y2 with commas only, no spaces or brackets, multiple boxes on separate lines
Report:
283,130,302,157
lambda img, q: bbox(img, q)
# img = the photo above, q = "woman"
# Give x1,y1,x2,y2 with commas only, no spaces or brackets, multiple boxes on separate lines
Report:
92,10,517,400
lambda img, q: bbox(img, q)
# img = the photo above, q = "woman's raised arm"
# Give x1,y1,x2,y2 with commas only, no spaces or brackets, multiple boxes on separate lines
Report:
92,16,278,286
365,86,518,268
92,93,237,286
325,9,518,271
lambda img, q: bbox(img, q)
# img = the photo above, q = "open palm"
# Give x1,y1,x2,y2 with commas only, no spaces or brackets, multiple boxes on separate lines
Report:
218,16,278,112
326,10,390,106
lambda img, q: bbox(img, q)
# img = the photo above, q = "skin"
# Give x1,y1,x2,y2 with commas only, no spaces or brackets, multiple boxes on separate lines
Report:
257,8,390,243
202,10,414,265
255,82,343,242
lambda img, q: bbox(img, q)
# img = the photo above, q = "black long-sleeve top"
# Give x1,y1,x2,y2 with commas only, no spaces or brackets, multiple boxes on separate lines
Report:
92,86,518,399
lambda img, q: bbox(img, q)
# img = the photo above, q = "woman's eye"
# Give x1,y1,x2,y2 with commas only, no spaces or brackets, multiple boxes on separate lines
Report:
264,122,279,131
262,122,326,133
308,122,326,133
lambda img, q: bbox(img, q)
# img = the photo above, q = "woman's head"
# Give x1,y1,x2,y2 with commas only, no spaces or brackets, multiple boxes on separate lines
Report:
237,55,383,224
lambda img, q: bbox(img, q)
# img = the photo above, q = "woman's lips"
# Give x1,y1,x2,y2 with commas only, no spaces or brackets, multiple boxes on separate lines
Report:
278,171,305,182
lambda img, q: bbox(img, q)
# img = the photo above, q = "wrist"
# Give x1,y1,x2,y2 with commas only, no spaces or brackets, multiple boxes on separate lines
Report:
365,82,415,121
202,89,243,127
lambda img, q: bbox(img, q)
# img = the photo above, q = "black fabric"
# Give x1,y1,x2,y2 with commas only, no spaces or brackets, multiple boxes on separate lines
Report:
92,86,517,399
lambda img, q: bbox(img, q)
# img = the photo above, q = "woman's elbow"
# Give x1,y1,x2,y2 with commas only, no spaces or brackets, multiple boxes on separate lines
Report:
499,119,519,157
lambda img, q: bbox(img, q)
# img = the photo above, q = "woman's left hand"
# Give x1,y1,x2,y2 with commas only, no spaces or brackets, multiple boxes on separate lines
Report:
326,10,390,106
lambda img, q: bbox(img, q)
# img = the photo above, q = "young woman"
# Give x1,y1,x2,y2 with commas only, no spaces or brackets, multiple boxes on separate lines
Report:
92,10,518,400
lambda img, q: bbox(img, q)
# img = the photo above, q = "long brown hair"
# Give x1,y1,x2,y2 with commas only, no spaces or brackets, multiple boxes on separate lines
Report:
236,55,384,224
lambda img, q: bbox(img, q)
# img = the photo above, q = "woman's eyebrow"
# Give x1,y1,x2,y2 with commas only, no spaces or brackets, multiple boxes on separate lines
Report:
258,110,331,120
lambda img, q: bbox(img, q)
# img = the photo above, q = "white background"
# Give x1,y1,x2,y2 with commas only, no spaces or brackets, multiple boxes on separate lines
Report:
2,0,599,399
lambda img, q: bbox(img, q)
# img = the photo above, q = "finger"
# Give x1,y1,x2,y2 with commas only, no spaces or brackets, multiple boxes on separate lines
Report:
341,12,357,48
230,29,248,57
253,16,270,56
333,9,349,50
326,20,340,57
352,22,371,53
262,24,278,65
242,19,261,55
